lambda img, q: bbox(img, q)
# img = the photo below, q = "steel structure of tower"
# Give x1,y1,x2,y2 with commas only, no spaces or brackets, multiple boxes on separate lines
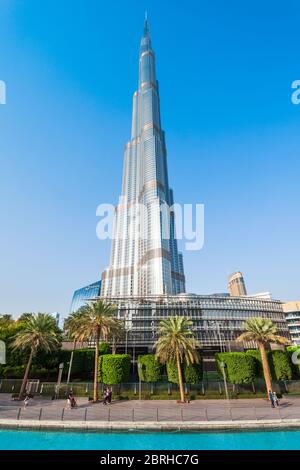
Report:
101,17,185,297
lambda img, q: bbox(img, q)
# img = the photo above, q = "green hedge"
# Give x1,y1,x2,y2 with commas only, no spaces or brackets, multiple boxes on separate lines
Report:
59,349,95,380
271,350,292,381
166,359,203,384
137,355,163,382
99,342,111,355
215,352,256,384
0,365,57,380
184,362,203,384
99,354,131,385
246,349,292,381
287,346,300,379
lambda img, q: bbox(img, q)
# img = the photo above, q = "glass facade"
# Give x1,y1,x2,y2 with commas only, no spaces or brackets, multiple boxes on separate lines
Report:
70,281,101,313
101,18,185,297
284,315,300,344
96,294,290,350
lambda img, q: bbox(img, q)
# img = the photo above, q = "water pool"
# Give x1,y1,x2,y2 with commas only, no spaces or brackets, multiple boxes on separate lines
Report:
0,429,300,450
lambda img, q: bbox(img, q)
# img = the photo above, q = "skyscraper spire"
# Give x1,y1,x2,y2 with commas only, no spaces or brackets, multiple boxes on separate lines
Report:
101,19,185,298
144,11,149,35
141,12,151,53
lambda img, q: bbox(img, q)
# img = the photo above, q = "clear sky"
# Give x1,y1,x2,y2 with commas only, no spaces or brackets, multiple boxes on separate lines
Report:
0,0,299,318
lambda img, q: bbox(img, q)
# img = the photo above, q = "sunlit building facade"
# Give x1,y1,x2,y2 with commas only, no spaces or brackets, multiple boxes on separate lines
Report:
283,301,300,345
95,19,290,354
101,18,185,298
98,294,289,354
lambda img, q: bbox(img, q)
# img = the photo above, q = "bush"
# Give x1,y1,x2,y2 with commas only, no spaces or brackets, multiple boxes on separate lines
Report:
245,349,263,376
184,363,203,384
215,352,256,384
137,355,163,382
246,349,292,381
1,365,25,379
166,361,178,383
271,350,292,381
287,346,300,379
166,359,203,384
99,342,111,355
100,354,131,385
59,349,95,380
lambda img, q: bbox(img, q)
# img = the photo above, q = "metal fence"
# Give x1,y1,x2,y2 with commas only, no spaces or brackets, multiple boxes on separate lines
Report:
1,378,299,398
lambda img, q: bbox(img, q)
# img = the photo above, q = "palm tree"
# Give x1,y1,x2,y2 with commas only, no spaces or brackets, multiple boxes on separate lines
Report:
155,316,200,403
0,314,13,327
236,317,290,395
63,310,84,384
108,319,126,354
12,313,61,399
71,300,118,402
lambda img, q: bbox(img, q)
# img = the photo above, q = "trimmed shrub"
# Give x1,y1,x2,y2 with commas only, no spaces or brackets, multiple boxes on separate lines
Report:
245,349,263,376
246,349,292,381
99,342,111,355
287,346,300,379
271,350,292,381
98,355,103,383
1,365,25,379
166,361,178,384
166,358,203,384
215,352,256,384
137,355,163,382
184,363,203,384
100,354,131,385
59,349,95,380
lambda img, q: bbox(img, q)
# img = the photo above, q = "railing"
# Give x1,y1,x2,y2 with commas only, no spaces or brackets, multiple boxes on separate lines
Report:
0,403,297,423
1,379,299,398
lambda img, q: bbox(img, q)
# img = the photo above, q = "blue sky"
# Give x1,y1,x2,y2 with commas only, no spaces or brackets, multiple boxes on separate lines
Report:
0,0,299,318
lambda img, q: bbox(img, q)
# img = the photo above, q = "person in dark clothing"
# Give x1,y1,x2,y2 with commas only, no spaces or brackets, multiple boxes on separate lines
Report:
103,388,109,405
268,390,275,408
273,391,279,407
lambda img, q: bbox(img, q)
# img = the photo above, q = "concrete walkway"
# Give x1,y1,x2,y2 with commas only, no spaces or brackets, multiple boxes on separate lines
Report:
1,394,300,430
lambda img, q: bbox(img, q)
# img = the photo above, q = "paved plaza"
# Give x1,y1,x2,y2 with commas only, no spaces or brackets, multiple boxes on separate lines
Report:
1,393,300,424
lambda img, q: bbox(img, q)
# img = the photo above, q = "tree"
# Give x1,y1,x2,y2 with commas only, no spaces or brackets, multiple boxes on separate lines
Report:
107,319,125,354
64,310,85,383
11,313,61,399
155,316,200,403
17,313,34,323
0,314,13,326
138,354,163,383
70,300,118,402
236,317,290,395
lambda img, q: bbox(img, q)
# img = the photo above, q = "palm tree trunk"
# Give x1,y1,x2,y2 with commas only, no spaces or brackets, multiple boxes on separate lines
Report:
66,340,76,385
176,352,185,403
18,349,34,400
258,342,272,395
112,336,116,354
93,331,100,402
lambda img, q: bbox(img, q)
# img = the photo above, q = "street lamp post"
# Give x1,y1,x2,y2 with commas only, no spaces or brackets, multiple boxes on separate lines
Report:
220,361,229,401
55,362,64,399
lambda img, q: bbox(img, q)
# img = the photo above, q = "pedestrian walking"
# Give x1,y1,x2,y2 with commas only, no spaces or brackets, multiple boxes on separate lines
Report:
103,388,109,405
23,395,30,409
108,387,112,404
273,391,279,407
268,389,275,408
